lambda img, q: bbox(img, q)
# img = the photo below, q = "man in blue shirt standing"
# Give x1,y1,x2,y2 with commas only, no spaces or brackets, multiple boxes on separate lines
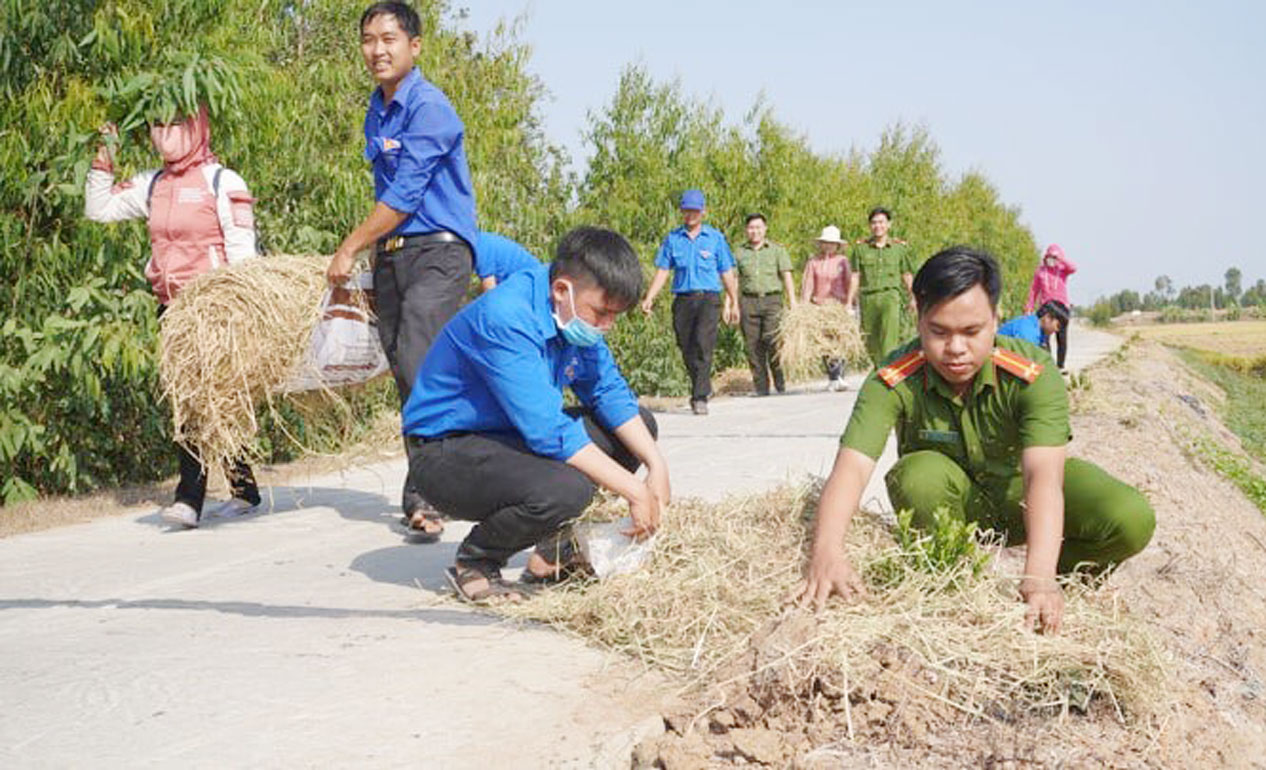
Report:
326,2,477,537
998,300,1070,354
404,227,670,602
474,231,540,292
640,189,740,415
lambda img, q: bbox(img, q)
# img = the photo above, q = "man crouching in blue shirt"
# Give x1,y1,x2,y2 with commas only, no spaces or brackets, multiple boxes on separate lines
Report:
402,227,670,603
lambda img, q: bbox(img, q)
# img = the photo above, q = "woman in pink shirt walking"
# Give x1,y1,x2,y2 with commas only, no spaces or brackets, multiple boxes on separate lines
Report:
800,225,854,390
1025,244,1077,369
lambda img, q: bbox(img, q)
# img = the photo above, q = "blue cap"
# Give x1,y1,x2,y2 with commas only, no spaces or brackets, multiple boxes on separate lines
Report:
679,189,706,210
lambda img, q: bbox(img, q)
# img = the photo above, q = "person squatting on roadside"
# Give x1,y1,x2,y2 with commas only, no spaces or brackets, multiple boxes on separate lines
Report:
998,300,1070,352
732,213,796,396
801,225,855,391
474,231,540,293
849,207,918,367
403,227,671,603
640,189,741,415
326,2,477,540
1025,244,1077,370
84,107,261,529
796,246,1155,634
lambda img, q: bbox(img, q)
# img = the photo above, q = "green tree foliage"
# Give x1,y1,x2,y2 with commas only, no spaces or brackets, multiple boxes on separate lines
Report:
0,0,568,502
1225,267,1242,305
1,12,1042,502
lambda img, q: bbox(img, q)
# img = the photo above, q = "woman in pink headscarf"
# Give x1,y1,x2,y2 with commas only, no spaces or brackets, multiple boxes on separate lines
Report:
85,106,260,530
1025,244,1077,369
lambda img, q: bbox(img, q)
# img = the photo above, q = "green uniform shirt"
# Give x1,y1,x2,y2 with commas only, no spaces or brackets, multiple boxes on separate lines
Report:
848,238,918,293
841,336,1069,483
733,241,792,296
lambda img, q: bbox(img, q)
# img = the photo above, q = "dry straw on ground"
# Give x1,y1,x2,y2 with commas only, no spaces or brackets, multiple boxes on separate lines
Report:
501,481,1168,730
775,302,868,381
158,255,368,476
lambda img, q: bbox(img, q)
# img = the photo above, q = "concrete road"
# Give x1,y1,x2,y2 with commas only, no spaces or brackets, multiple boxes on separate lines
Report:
0,323,1116,768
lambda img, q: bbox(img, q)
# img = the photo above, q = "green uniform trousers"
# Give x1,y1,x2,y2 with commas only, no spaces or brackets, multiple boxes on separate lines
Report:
861,288,905,366
885,451,1155,574
739,294,785,395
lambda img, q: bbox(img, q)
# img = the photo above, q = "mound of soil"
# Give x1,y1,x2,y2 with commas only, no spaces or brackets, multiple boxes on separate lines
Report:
635,340,1266,768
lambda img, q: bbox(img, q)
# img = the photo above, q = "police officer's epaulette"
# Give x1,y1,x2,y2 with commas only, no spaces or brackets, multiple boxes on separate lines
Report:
992,347,1043,384
892,238,908,245
877,349,925,387
854,238,869,244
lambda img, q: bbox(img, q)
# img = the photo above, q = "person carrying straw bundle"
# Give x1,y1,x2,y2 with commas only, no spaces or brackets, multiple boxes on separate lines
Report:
797,246,1155,633
800,225,856,390
84,106,261,529
403,228,670,603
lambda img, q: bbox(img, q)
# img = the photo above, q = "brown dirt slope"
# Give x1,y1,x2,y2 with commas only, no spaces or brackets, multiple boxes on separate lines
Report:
636,339,1266,768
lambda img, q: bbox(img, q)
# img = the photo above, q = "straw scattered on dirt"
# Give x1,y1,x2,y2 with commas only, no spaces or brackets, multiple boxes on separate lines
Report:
775,302,868,382
158,255,374,479
500,481,1169,763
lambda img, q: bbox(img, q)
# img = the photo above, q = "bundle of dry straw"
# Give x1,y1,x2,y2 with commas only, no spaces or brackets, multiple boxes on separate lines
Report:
159,255,362,474
775,302,868,382
501,482,1168,726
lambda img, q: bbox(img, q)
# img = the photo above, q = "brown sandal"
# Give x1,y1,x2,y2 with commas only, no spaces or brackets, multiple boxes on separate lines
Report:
404,509,444,543
444,563,534,604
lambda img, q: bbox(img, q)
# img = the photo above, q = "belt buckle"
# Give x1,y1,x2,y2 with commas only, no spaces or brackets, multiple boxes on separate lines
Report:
384,236,404,253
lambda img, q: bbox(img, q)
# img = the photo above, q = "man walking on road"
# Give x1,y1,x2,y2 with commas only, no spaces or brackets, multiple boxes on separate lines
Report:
326,2,477,539
641,189,740,415
849,207,918,367
796,246,1155,634
732,213,795,396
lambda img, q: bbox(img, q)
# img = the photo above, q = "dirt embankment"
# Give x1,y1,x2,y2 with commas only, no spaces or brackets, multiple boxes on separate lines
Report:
636,340,1266,768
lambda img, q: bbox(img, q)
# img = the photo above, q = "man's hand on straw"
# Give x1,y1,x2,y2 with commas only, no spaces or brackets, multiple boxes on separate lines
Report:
1019,576,1064,634
646,463,671,509
793,550,868,613
622,485,661,540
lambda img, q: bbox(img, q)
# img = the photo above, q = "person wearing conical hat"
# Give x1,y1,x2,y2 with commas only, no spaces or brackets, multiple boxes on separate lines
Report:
847,207,918,366
801,224,855,391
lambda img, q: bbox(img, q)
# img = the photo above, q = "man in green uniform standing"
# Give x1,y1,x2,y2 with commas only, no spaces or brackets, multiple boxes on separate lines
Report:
732,213,796,396
848,207,918,366
797,246,1154,634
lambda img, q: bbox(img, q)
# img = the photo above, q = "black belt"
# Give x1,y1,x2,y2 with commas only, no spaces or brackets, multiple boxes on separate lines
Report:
379,231,463,253
674,291,719,298
408,431,468,446
742,291,779,298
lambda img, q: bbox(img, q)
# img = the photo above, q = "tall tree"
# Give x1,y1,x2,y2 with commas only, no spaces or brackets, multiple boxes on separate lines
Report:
1225,267,1243,304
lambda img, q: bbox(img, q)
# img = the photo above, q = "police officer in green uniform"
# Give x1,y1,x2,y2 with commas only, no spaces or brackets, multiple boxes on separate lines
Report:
797,246,1155,634
848,207,918,366
732,213,796,395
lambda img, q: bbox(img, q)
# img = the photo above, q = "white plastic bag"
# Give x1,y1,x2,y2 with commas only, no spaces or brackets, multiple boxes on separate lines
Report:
575,518,656,579
281,277,388,393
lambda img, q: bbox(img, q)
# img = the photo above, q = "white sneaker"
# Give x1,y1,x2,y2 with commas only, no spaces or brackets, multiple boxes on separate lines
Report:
205,498,260,519
160,502,199,529
827,379,842,392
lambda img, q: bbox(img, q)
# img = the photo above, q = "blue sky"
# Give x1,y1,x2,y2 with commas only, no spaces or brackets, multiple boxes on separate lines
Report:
457,0,1265,302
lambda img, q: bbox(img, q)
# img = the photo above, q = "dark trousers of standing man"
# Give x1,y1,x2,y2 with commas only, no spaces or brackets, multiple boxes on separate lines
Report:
672,292,722,403
739,294,785,395
411,406,659,568
1053,322,1069,369
374,233,473,515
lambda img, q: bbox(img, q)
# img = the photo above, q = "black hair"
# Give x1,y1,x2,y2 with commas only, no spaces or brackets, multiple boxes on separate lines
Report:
550,227,643,309
744,212,767,225
911,246,1002,315
1037,299,1070,327
868,207,892,222
360,2,421,38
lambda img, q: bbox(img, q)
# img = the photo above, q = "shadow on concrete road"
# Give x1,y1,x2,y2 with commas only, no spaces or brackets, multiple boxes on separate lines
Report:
0,596,491,625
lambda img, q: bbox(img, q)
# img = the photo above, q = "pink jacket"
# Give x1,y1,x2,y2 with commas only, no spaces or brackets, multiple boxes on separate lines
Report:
1025,244,1077,312
801,254,851,304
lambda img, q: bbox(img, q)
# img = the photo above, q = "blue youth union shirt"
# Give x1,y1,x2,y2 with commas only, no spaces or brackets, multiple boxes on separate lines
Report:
474,232,541,283
364,67,477,247
997,314,1046,347
401,265,640,462
653,224,735,293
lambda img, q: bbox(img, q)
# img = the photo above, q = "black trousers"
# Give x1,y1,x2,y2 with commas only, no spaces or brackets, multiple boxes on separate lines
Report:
411,406,658,567
1053,322,1069,368
174,444,259,514
671,293,722,402
739,294,785,395
373,236,473,514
